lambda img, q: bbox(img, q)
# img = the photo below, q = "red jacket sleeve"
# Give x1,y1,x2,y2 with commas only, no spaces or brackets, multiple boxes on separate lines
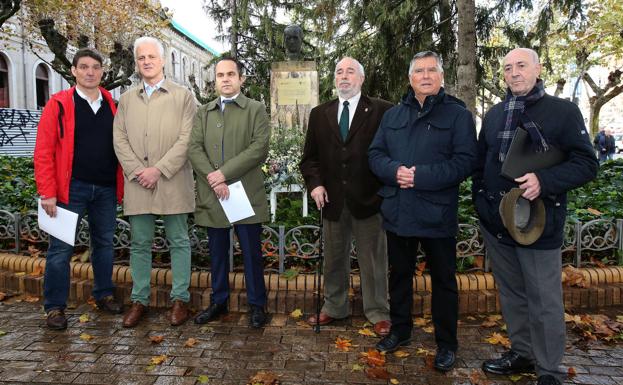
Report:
34,99,61,199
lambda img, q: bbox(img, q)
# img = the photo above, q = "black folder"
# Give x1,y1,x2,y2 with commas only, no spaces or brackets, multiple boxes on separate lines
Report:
500,127,566,180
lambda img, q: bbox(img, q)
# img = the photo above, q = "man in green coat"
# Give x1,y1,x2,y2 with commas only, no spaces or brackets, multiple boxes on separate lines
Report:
188,56,270,328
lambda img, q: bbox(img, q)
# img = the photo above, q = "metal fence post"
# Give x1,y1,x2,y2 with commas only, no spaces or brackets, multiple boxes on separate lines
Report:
278,225,285,274
575,221,582,268
14,213,20,254
617,219,623,265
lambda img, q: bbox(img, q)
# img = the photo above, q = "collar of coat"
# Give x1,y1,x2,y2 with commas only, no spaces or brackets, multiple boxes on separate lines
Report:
206,93,250,111
400,87,466,117
136,78,175,96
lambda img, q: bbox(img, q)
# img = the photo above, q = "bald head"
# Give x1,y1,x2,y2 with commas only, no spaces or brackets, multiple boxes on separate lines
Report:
503,48,542,96
504,48,539,65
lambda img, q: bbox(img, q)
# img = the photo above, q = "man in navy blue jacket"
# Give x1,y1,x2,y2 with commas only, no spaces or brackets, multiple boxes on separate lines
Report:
473,48,598,385
368,51,477,372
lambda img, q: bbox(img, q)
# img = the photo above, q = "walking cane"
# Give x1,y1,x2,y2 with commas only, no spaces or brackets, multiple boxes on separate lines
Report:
314,207,323,333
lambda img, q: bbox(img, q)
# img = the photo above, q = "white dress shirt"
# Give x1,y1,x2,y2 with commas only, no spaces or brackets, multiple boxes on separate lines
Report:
75,87,103,114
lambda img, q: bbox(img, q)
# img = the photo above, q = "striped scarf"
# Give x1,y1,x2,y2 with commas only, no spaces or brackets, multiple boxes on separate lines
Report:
498,79,548,162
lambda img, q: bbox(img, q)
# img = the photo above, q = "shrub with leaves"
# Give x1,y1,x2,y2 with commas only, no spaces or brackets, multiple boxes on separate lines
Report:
567,160,623,222
0,156,37,213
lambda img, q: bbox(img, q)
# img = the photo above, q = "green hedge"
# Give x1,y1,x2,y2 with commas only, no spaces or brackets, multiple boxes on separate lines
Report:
0,156,37,213
1,155,621,226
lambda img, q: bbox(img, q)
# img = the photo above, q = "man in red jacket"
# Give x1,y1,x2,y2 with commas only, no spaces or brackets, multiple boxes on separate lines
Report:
34,48,124,330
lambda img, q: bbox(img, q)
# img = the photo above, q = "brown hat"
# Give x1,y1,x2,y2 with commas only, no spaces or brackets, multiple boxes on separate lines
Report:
498,188,546,245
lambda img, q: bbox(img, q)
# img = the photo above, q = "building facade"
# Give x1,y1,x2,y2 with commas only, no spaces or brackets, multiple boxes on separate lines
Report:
0,9,217,156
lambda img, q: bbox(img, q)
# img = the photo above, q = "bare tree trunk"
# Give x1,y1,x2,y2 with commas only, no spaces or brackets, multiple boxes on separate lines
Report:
438,0,456,95
589,100,605,136
583,70,623,136
230,0,238,59
554,79,566,97
456,0,477,114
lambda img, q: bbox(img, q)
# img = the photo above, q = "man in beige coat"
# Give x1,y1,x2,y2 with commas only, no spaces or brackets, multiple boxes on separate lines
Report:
113,36,197,328
188,56,270,328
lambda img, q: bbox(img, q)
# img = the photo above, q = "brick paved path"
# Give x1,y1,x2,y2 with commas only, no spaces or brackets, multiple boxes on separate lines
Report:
0,300,621,385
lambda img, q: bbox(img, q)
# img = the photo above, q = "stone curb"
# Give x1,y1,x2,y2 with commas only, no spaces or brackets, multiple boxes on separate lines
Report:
1,253,622,315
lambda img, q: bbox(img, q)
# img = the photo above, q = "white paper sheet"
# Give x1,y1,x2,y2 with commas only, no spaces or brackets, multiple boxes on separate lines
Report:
37,199,79,246
219,181,255,224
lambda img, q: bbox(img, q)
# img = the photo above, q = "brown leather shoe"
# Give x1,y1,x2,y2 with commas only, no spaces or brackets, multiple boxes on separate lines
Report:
374,320,392,337
122,302,146,328
170,300,189,326
46,309,67,330
307,312,335,326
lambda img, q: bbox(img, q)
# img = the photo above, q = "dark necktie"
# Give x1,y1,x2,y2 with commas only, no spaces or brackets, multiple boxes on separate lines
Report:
222,99,234,111
339,100,349,141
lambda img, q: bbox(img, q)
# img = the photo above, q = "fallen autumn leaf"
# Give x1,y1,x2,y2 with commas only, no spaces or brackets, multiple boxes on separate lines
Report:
248,370,280,385
360,348,386,367
79,333,94,341
150,355,167,365
335,337,354,352
290,309,303,319
149,335,164,344
415,348,433,356
414,317,429,327
358,327,377,337
485,332,511,348
184,338,197,347
393,350,410,358
29,266,44,277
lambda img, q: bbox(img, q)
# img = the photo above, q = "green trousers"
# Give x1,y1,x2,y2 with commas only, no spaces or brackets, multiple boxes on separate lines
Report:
129,214,191,305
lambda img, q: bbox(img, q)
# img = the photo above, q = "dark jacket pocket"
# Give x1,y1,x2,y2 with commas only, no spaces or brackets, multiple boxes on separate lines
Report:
379,186,399,225
411,192,450,228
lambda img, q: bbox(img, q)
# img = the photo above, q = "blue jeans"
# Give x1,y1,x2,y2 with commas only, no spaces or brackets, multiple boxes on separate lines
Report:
43,179,117,312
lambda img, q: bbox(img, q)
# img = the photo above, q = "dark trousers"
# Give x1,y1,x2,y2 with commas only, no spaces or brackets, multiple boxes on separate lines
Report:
44,179,117,312
208,223,266,307
386,231,458,351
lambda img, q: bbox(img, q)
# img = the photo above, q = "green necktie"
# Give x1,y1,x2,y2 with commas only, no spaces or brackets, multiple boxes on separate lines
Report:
339,100,349,141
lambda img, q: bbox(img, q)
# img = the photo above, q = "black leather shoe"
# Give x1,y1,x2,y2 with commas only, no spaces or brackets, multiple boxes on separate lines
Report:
537,375,562,385
249,305,267,328
434,347,456,372
482,349,534,375
46,309,67,330
194,302,228,324
96,295,123,314
375,333,411,353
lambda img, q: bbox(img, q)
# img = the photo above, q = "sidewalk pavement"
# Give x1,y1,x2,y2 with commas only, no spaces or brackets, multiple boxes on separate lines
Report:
0,300,621,385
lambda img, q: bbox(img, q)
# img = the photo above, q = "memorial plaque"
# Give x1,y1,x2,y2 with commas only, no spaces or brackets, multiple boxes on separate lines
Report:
270,61,319,132
275,77,312,105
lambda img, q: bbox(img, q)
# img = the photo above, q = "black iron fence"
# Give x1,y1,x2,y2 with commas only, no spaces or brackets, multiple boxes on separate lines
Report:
1,209,621,273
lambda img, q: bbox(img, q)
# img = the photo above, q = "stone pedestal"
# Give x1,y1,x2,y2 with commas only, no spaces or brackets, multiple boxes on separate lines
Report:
270,61,319,131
